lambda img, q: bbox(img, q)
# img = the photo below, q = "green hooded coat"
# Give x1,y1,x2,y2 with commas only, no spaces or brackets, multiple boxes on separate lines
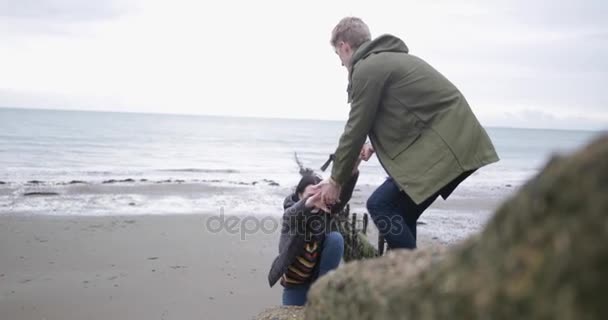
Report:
331,34,499,204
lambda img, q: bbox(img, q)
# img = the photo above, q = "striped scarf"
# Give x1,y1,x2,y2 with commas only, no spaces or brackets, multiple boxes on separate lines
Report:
280,240,321,287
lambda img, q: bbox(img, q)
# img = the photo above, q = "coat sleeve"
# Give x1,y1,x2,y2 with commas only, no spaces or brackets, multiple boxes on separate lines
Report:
331,170,360,214
331,73,384,185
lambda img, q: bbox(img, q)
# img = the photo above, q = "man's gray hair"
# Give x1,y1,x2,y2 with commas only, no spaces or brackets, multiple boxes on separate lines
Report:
330,17,371,49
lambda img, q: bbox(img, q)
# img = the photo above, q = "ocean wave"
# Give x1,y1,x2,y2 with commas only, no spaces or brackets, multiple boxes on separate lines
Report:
0,177,284,188
158,168,240,174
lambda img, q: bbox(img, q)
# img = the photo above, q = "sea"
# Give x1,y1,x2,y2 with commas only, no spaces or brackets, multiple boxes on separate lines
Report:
0,107,602,218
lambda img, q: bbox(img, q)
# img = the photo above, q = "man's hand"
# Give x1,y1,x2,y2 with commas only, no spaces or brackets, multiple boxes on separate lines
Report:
311,178,342,207
360,143,375,161
304,191,329,212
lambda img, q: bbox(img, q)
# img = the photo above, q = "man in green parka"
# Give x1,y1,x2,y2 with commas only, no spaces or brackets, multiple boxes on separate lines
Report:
314,17,500,249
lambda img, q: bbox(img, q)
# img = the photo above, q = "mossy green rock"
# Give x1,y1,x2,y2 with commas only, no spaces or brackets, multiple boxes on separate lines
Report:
305,134,608,320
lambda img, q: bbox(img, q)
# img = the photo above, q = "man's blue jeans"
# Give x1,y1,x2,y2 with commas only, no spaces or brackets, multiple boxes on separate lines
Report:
282,231,344,306
367,177,439,249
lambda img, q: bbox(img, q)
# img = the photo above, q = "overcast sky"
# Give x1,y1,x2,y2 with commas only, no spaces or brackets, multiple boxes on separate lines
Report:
0,0,606,130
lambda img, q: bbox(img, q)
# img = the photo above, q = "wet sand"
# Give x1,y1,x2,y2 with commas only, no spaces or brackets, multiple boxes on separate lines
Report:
0,190,507,320
0,214,283,320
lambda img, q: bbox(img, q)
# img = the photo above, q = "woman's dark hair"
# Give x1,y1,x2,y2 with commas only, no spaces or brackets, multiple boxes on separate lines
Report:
296,174,322,195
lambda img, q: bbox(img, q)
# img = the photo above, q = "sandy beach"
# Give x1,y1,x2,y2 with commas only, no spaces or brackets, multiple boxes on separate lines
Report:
0,189,504,320
0,214,284,320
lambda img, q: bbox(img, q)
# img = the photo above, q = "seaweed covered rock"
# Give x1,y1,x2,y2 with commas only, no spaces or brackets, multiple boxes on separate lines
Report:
305,134,608,320
254,306,304,320
334,208,378,262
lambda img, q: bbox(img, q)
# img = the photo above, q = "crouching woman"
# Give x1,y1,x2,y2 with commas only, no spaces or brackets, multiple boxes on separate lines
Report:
267,160,360,306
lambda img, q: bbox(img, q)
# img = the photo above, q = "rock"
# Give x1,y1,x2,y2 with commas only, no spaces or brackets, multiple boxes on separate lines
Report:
128,202,136,206
254,306,305,320
23,192,59,197
27,180,43,184
505,184,512,187
140,179,148,182
334,209,378,262
305,247,446,320
103,178,135,184
262,179,281,186
0,181,6,185
68,180,86,185
303,134,608,320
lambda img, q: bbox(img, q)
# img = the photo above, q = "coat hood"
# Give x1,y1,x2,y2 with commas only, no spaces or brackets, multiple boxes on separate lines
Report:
351,34,409,67
283,193,299,209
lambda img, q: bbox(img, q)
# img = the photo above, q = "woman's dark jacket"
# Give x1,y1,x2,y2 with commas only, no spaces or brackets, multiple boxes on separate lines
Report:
267,172,359,287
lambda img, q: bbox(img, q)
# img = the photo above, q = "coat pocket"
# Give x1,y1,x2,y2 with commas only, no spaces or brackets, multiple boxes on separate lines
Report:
391,129,451,181
386,130,421,160
375,111,425,160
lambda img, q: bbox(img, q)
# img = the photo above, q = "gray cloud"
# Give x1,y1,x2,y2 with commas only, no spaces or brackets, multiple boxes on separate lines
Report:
0,0,135,36
0,0,605,130
502,0,608,29
0,0,129,22
419,0,608,115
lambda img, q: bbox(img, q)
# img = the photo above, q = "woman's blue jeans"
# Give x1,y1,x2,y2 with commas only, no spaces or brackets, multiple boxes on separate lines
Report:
282,231,344,306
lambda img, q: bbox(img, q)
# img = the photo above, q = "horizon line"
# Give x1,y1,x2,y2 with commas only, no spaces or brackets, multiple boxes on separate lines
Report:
0,105,604,133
